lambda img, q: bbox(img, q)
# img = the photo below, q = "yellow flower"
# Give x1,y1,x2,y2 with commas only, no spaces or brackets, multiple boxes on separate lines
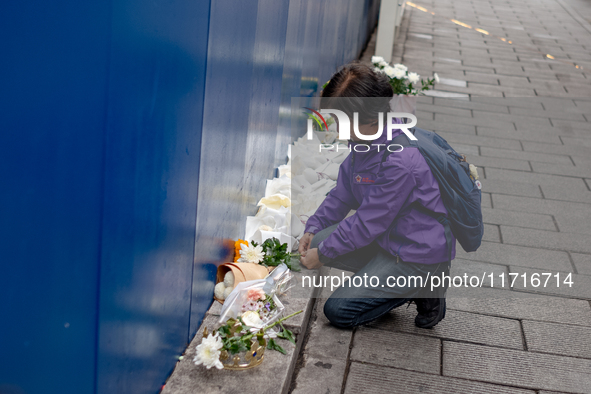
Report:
234,239,248,262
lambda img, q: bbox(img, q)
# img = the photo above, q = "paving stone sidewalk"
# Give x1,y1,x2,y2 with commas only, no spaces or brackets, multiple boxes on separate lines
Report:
290,0,591,393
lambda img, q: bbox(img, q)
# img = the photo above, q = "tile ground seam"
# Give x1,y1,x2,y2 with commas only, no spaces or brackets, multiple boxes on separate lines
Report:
446,307,591,328
287,297,318,394
340,326,356,394
518,319,529,350
362,325,533,353
566,251,579,274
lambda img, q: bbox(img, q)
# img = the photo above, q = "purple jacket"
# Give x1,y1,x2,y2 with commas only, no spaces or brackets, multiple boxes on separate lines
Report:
305,128,456,264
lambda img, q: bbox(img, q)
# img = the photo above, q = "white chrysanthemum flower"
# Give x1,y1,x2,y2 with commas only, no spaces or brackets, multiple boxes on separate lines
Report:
407,72,420,83
433,73,440,83
371,55,385,64
223,271,234,288
378,60,389,68
393,68,406,79
194,333,223,369
373,66,382,73
383,66,396,78
469,164,479,180
238,243,265,264
214,282,226,300
394,63,408,71
242,310,263,327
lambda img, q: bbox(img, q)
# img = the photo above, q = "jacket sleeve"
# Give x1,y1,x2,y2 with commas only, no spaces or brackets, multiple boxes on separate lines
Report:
304,156,359,235
318,155,416,259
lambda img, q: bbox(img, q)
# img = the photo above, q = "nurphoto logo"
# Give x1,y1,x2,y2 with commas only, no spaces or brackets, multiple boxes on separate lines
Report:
304,107,418,153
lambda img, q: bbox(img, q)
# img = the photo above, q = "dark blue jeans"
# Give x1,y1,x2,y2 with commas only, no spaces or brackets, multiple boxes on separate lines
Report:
311,224,450,328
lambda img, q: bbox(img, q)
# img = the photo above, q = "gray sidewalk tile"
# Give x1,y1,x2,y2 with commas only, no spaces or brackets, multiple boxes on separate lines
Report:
562,136,591,149
452,143,480,156
481,206,556,230
484,168,587,192
509,266,590,300
350,328,441,374
433,98,510,113
471,83,537,97
501,225,591,254
436,131,523,150
416,102,473,118
551,118,591,132
434,62,498,74
510,107,587,122
483,223,501,242
486,97,546,110
523,320,591,359
477,126,563,145
539,184,591,205
473,111,552,130
470,155,532,171
451,258,510,288
572,156,591,167
302,299,353,360
443,341,591,392
531,161,591,178
522,140,591,158
455,241,572,271
419,119,477,135
291,355,346,394
447,277,591,327
367,303,522,348
491,194,590,221
345,363,536,394
572,253,591,276
481,192,492,208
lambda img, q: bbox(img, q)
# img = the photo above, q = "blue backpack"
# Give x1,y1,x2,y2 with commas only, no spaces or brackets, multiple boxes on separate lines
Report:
383,127,484,260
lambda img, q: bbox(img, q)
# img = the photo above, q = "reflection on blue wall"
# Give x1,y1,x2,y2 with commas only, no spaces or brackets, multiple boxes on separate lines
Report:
0,0,378,393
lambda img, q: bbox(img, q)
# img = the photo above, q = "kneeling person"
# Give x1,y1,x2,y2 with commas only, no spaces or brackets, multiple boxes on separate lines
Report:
299,63,454,329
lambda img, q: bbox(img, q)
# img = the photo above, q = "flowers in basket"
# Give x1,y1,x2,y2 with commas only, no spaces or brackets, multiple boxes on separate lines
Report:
371,56,439,95
195,280,302,370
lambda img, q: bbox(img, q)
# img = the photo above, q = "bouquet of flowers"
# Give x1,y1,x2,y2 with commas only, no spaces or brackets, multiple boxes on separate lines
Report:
196,266,300,370
193,309,302,370
235,237,301,271
371,56,439,95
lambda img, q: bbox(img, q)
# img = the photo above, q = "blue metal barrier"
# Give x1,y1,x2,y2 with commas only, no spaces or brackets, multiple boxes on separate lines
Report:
0,0,378,393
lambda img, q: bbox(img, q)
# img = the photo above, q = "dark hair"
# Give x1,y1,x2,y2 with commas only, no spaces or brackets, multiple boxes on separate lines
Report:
321,62,392,125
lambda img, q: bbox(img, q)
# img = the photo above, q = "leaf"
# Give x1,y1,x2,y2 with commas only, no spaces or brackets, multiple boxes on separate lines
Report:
217,325,231,337
228,340,249,355
277,324,296,345
267,338,287,355
289,255,301,272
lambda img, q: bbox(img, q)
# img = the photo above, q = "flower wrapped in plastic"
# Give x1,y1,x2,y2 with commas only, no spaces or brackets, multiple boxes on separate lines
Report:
218,264,294,330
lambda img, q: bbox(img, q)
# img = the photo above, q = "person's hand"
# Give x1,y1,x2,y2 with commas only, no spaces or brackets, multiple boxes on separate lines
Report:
299,232,314,256
301,248,323,269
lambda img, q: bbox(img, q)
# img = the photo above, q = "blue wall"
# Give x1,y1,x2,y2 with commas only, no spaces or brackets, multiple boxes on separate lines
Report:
0,1,379,393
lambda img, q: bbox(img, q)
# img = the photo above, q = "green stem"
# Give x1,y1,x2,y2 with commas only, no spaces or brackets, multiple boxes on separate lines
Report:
239,310,304,343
